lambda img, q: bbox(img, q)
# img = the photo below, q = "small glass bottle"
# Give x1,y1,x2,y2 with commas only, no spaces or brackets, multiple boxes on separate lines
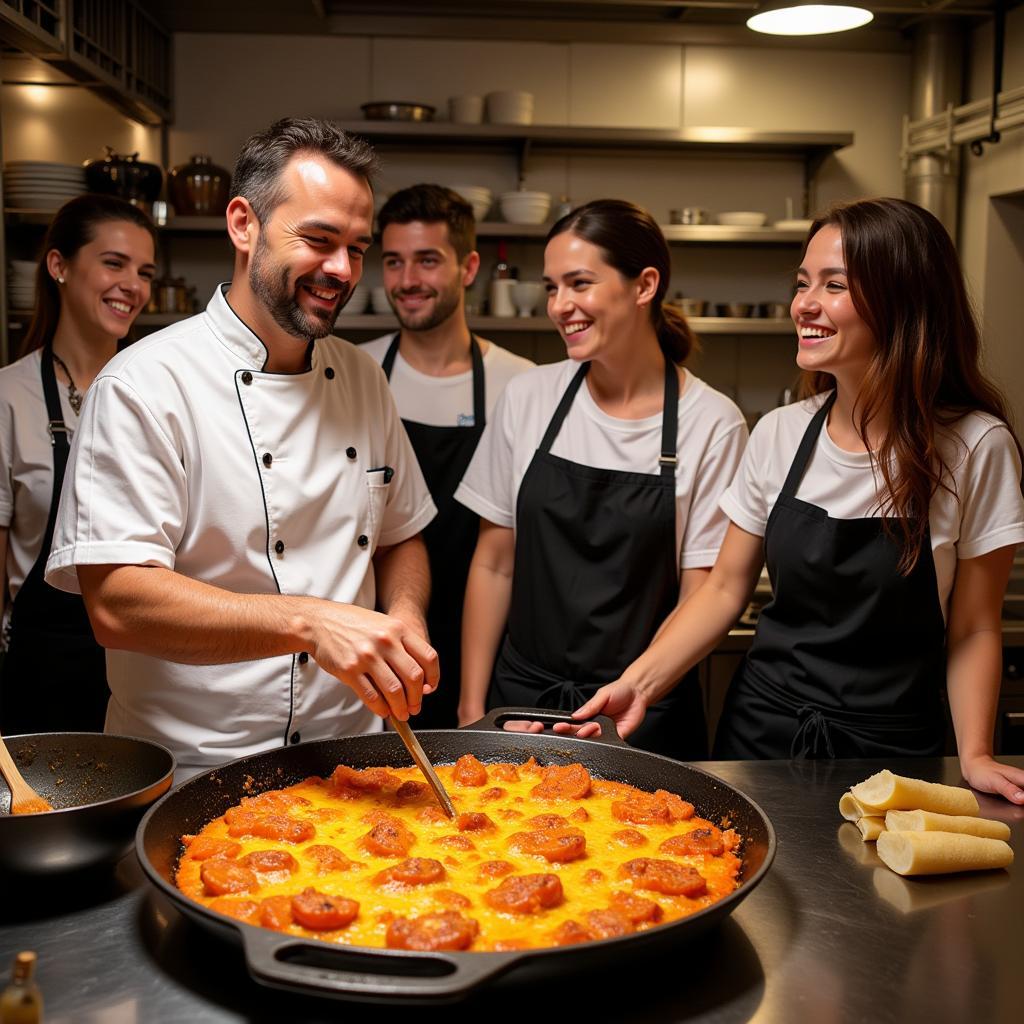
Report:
0,952,42,1024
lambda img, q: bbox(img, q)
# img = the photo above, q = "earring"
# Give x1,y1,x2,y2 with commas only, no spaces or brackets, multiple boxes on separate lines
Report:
56,276,65,284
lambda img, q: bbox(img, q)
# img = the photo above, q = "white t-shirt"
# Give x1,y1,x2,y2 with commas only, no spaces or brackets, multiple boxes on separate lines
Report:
360,334,535,426
455,361,748,568
720,393,1024,621
45,285,436,775
0,348,82,609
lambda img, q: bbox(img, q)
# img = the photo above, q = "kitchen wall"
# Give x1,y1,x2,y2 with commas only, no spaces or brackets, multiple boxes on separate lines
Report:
1,82,161,166
165,31,910,415
960,6,1024,428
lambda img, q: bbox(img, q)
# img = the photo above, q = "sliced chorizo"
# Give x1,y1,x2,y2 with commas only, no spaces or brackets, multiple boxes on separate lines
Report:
525,813,568,830
200,858,259,896
530,763,592,801
303,844,356,874
362,816,415,857
386,911,479,951
659,826,725,858
239,849,299,877
611,789,694,826
395,780,431,803
484,873,564,914
374,857,446,887
185,836,242,861
479,787,507,802
490,763,520,783
456,812,495,832
329,765,401,796
612,828,648,848
583,909,632,939
508,827,586,863
290,887,359,930
258,895,294,931
617,858,707,897
552,920,591,946
609,891,663,925
226,813,315,844
476,860,515,880
433,834,475,851
209,897,260,924
453,754,488,787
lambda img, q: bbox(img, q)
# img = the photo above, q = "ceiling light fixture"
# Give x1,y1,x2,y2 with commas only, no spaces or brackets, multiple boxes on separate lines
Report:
746,2,874,36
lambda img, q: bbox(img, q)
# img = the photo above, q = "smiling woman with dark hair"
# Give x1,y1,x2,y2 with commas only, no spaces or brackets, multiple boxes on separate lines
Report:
455,199,747,758
566,197,1024,805
0,194,156,732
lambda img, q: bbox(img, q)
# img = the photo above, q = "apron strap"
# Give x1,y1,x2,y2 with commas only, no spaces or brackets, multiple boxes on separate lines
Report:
658,359,680,478
778,390,836,500
39,343,72,566
382,332,486,428
539,359,680,477
538,362,590,454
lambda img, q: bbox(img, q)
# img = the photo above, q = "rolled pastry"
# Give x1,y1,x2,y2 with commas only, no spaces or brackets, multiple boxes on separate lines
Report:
851,770,979,816
856,816,885,841
884,809,1010,842
876,830,1013,876
839,791,886,821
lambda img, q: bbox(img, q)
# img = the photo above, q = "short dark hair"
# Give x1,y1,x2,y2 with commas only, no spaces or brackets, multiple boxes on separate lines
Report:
22,194,158,357
377,184,476,261
232,117,379,223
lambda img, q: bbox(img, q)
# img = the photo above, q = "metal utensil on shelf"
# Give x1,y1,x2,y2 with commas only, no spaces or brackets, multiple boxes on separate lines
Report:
389,716,456,819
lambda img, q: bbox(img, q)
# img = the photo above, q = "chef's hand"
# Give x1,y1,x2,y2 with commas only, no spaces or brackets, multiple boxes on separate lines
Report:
383,599,437,710
551,679,649,741
961,754,1024,805
306,601,439,721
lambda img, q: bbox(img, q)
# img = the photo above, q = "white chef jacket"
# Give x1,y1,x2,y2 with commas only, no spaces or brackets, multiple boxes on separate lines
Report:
45,285,436,775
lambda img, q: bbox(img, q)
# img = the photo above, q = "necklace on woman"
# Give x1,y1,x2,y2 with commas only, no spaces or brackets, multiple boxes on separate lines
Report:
51,351,83,415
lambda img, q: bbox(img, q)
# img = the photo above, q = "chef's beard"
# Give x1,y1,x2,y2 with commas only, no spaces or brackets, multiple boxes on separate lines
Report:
390,278,462,333
249,234,350,341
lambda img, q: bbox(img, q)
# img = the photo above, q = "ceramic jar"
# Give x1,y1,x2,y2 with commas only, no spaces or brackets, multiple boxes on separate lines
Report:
84,147,163,204
168,154,231,216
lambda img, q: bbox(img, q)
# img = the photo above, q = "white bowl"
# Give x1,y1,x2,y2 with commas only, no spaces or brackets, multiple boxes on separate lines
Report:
511,281,545,317
486,90,534,125
499,190,551,225
717,211,768,227
774,218,814,231
450,185,492,222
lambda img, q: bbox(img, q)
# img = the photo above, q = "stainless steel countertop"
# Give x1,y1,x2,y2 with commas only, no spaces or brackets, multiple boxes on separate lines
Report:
1,757,1021,1023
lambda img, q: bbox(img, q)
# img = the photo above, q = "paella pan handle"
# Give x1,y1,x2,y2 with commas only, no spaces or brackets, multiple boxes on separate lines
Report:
465,707,629,747
241,928,522,999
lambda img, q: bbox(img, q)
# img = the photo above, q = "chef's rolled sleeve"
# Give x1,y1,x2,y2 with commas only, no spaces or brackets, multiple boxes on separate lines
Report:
45,375,187,594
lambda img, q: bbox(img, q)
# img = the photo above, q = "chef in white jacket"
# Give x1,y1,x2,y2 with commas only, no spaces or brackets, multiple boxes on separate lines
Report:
45,118,438,778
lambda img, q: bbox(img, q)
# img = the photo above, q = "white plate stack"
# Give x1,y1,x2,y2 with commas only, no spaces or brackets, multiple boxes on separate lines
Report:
7,259,37,311
4,160,87,211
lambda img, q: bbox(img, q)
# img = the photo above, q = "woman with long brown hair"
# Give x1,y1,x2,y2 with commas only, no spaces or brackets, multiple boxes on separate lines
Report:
455,199,747,758
0,194,156,732
564,197,1024,803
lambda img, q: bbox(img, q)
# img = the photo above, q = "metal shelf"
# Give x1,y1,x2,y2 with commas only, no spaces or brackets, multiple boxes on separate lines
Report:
338,121,853,158
336,314,793,335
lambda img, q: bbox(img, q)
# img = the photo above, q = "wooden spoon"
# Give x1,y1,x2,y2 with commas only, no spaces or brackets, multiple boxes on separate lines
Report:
0,733,53,814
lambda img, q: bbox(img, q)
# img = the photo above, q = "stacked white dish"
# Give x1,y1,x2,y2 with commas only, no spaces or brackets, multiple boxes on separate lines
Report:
499,190,551,225
450,185,492,222
774,218,814,231
338,283,368,315
717,211,768,227
7,259,37,311
4,161,86,211
486,91,534,126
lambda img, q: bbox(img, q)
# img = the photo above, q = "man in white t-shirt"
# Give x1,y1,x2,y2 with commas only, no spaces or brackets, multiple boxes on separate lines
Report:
44,118,439,777
361,184,533,726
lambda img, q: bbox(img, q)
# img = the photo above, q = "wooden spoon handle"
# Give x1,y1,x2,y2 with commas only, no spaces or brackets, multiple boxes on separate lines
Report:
0,735,53,814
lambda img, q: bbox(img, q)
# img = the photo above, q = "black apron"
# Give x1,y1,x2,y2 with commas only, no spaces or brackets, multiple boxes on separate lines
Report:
714,391,946,760
0,345,109,733
381,333,485,729
490,360,707,759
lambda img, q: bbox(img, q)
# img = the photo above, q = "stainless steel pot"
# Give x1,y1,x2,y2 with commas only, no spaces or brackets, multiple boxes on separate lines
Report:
136,709,775,1003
